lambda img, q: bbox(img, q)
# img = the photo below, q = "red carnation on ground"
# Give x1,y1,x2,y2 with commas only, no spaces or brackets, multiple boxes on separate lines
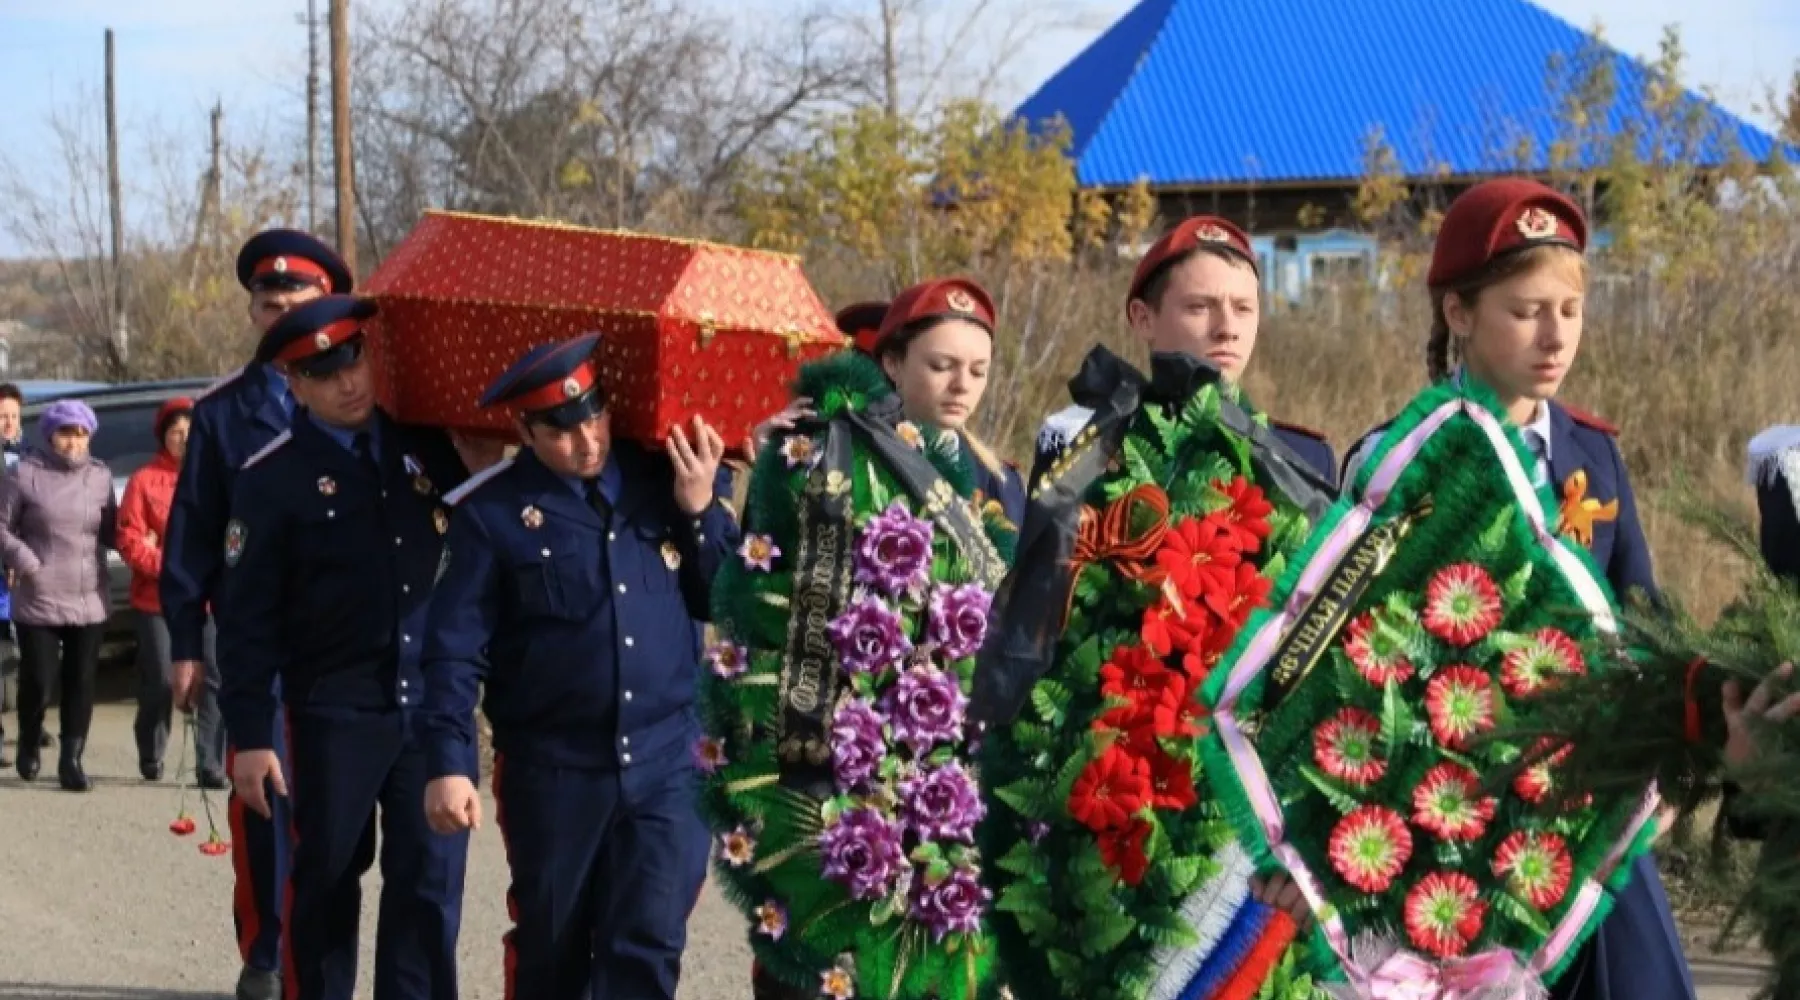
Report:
1212,477,1275,552
1068,747,1153,832
1411,762,1497,843
1404,872,1487,958
1423,564,1504,647
1203,561,1275,631
1155,518,1243,601
1493,831,1573,910
1147,751,1198,810
1098,818,1153,886
169,814,197,837
199,833,231,857
1313,708,1386,786
1344,612,1416,686
1425,666,1497,751
1328,805,1413,894
1500,628,1587,699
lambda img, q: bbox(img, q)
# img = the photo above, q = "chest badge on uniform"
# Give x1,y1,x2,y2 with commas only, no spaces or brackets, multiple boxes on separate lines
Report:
661,540,682,571
433,508,450,535
224,519,247,567
404,454,433,495
317,476,338,496
1557,469,1619,549
521,505,544,529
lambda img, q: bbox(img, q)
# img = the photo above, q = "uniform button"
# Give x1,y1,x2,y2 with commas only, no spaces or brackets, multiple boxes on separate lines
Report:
327,510,336,520
402,634,412,643
607,532,616,542
622,753,633,765
402,585,411,594
697,533,706,543
624,636,635,648
622,737,631,747
399,696,408,706
401,679,410,688
394,536,403,546
541,548,551,557
617,583,627,594
624,690,634,702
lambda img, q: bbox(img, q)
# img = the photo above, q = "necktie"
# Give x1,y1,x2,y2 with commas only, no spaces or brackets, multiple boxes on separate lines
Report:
585,478,613,524
352,431,380,479
1521,428,1550,489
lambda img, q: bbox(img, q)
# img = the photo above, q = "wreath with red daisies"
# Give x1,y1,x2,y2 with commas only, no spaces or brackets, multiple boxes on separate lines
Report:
1198,381,1660,995
977,352,1332,1000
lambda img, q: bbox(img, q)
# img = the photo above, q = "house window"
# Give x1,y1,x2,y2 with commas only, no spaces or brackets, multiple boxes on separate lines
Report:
1311,254,1370,283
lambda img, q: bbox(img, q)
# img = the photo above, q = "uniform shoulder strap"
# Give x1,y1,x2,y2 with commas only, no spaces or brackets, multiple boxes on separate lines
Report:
194,365,247,403
1561,404,1618,436
240,430,292,470
1268,418,1328,443
1747,425,1800,486
1036,404,1095,458
444,455,516,506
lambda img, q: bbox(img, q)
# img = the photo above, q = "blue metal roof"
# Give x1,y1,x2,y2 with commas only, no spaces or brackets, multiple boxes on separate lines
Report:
1014,0,1787,188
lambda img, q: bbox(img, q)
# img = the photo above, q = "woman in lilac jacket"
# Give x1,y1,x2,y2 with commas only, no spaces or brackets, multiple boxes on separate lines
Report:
0,400,118,790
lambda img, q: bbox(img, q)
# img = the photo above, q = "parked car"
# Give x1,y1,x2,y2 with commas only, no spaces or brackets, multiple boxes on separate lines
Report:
18,378,219,655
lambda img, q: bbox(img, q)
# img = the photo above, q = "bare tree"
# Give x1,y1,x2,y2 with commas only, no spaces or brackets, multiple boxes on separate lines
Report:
350,0,866,249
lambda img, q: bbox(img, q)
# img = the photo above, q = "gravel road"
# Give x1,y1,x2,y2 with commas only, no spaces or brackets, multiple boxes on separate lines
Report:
0,702,1768,999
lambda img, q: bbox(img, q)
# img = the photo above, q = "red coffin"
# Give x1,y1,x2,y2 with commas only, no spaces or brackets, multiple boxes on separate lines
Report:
362,210,845,447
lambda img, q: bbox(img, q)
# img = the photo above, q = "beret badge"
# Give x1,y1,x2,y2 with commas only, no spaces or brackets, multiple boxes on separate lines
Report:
946,289,978,314
1194,222,1233,244
1515,206,1560,241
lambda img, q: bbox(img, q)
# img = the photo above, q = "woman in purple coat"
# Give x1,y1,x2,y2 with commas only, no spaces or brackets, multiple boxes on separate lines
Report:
0,400,118,790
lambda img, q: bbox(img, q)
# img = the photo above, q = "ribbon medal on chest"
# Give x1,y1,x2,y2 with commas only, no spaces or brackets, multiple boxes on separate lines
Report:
404,453,433,496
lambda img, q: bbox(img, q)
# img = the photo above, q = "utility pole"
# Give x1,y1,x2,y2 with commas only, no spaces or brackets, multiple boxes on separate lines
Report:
329,0,355,273
104,28,127,365
299,0,320,232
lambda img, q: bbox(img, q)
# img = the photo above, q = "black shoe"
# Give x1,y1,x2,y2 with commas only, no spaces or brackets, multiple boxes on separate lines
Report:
235,965,281,1000
140,760,164,782
16,728,40,780
198,770,229,791
58,737,91,792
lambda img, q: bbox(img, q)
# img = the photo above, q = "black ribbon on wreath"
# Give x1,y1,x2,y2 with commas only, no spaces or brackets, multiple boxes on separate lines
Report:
773,393,1009,794
970,346,1339,726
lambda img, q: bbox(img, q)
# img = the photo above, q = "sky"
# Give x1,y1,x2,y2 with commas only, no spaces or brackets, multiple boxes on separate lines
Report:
1,0,1798,259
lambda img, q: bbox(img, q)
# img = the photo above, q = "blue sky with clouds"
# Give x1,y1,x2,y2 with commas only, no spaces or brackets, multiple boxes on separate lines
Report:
1,0,1797,258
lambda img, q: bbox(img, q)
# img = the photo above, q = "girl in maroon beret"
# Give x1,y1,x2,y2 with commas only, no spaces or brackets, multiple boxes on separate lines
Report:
1343,177,1694,1000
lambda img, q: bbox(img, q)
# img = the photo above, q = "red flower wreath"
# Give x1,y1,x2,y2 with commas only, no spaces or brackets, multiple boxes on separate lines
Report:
1344,612,1416,686
1422,563,1504,647
1425,665,1498,751
1212,478,1275,552
1411,762,1497,843
1328,805,1414,893
1404,872,1487,958
1493,831,1574,910
1155,518,1243,601
1098,818,1153,886
1313,707,1386,786
1068,746,1152,833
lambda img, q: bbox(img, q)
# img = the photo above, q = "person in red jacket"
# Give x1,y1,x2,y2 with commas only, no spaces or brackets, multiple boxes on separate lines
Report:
119,397,224,784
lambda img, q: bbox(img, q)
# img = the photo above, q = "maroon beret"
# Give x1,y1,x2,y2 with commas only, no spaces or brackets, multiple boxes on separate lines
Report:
835,300,890,356
1428,179,1587,287
874,278,996,351
1127,215,1258,310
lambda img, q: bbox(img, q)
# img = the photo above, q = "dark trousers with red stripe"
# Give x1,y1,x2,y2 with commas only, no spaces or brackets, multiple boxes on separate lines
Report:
227,716,292,974
285,706,468,1000
492,752,707,1000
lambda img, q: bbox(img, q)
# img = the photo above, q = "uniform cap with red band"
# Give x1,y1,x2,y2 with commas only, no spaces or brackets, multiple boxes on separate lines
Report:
835,301,890,356
872,278,996,352
1428,179,1587,287
254,294,376,378
479,333,608,430
1127,215,1258,310
235,228,355,295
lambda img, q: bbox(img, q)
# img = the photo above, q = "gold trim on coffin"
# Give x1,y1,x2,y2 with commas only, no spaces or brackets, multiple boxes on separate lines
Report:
418,208,809,263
